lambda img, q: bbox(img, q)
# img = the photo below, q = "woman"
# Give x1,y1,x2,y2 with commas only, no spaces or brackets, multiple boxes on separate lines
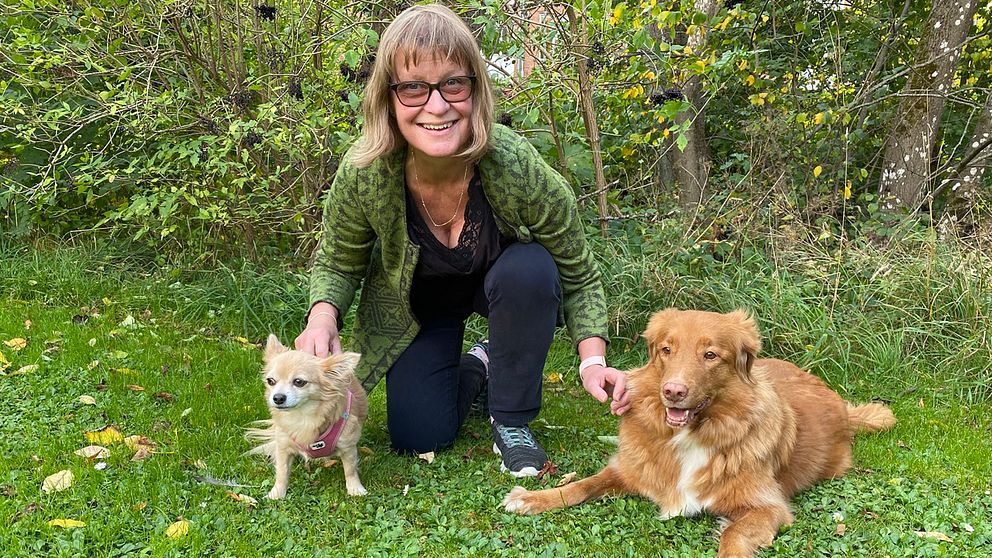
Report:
295,4,629,477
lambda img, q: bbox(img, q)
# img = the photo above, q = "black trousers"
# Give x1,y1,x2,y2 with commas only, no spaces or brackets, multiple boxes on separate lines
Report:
385,242,562,453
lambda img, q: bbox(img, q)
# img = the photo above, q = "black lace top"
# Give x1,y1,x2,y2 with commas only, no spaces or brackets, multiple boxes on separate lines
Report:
405,168,512,319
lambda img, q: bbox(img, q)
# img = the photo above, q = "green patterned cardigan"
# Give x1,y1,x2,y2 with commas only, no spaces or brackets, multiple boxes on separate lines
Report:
309,124,608,391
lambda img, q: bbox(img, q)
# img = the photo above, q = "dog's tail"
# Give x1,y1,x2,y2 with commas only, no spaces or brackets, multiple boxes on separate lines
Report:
846,402,896,434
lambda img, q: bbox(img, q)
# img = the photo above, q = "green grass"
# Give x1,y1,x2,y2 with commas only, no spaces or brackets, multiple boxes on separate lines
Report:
1,233,991,557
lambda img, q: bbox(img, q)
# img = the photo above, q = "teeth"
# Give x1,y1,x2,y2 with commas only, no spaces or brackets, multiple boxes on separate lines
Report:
421,122,453,131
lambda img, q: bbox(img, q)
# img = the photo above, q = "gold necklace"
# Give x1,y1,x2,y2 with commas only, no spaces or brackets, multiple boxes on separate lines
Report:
410,151,470,228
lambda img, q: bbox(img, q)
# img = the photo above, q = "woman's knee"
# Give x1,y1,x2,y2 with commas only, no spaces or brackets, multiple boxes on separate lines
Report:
486,243,561,298
388,411,458,454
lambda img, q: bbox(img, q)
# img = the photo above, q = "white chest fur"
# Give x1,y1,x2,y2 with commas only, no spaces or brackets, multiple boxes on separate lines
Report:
661,429,713,519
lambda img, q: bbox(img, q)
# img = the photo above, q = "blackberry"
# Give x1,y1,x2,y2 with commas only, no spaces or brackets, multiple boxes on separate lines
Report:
288,78,303,100
242,131,262,148
497,112,513,127
255,5,276,21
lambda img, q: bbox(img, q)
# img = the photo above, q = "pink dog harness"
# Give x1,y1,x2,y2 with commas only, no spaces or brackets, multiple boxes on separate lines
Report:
295,391,353,459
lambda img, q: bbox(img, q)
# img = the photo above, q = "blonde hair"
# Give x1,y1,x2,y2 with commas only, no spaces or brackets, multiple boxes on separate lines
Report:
348,4,495,168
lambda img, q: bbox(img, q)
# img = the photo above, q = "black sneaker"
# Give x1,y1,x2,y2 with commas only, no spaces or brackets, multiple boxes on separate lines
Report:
467,339,489,418
492,421,547,477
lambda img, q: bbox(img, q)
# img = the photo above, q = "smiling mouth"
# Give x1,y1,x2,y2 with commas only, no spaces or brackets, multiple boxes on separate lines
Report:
419,122,454,131
665,397,711,428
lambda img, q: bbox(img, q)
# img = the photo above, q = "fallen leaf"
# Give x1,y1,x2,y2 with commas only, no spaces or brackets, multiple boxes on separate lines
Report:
153,392,174,402
319,459,340,468
78,395,97,405
84,425,124,445
94,462,107,470
88,338,97,347
119,315,136,328
87,360,99,370
226,491,258,508
42,470,74,493
74,445,109,459
48,519,86,529
536,460,558,480
124,435,156,459
417,452,435,464
133,502,147,511
402,484,410,496
4,338,27,350
359,446,374,455
835,523,846,536
546,372,562,384
0,350,9,371
24,320,32,330
193,459,207,470
126,384,145,392
556,471,578,487
180,407,192,418
165,519,189,539
918,398,925,409
914,531,952,542
596,435,620,445
11,364,39,376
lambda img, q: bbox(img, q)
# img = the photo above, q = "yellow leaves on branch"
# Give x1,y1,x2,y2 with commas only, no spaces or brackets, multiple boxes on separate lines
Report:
813,165,823,178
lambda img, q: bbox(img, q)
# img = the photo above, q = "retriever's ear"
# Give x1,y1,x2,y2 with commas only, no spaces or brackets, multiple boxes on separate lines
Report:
642,308,680,361
263,334,287,363
322,352,361,376
727,309,761,383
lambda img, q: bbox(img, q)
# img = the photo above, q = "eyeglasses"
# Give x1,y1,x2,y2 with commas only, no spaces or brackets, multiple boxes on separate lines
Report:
388,75,477,107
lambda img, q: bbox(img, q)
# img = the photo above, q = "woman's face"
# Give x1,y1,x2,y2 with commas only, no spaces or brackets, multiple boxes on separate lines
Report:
390,52,474,162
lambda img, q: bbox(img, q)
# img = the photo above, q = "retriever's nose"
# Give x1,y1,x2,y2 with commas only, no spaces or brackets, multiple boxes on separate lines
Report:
663,382,688,403
272,393,286,406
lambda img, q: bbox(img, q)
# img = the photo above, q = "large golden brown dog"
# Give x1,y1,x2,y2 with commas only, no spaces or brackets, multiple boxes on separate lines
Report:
504,308,895,558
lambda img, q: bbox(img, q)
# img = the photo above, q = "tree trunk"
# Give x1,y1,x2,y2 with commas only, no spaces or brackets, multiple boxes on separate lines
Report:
878,0,978,211
942,92,992,221
673,0,718,212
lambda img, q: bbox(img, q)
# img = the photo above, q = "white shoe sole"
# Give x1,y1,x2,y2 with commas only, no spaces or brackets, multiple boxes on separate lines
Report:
493,443,541,478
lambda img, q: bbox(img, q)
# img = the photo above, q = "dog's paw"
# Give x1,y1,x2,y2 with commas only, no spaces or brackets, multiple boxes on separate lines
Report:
502,485,537,514
346,482,368,497
266,486,287,500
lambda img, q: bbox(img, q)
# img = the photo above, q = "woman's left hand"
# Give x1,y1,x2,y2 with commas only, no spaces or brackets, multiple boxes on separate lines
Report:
580,365,630,416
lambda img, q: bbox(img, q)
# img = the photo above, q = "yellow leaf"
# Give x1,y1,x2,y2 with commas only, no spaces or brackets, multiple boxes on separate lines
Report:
226,492,258,507
813,165,823,178
42,470,74,493
844,181,852,200
4,338,27,351
24,319,32,329
547,372,562,384
79,395,97,405
641,70,655,80
814,112,825,125
609,5,624,26
0,350,9,371
85,425,124,445
744,74,755,86
417,451,435,464
914,531,952,543
165,519,189,539
15,364,39,375
556,471,578,487
124,435,156,451
126,384,145,392
74,445,110,459
87,360,99,370
48,519,86,529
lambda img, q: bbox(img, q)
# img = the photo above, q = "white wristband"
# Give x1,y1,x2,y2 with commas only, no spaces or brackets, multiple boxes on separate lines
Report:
579,356,607,381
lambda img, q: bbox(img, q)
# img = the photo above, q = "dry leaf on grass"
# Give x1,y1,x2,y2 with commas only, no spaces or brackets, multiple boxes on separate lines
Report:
536,460,558,480
153,392,174,402
359,446,374,455
78,395,97,405
0,350,9,371
556,471,578,487
835,523,846,536
226,492,258,508
42,470,74,493
4,338,27,350
48,519,86,529
12,364,39,376
74,445,109,459
546,372,562,384
417,452,435,464
126,384,144,392
124,435,156,461
84,425,124,445
914,531,952,542
165,519,189,538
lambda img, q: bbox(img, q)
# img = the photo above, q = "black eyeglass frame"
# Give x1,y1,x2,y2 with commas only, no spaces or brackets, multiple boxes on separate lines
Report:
388,75,477,107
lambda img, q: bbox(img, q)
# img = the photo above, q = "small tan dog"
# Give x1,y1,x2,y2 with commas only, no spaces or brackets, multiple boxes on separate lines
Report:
504,308,896,558
247,334,368,498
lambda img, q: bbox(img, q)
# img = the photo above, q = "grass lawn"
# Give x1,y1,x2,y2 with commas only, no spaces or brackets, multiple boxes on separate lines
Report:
1,241,991,557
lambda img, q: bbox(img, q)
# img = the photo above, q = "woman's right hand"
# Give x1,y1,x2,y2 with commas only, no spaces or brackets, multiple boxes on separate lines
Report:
294,303,342,357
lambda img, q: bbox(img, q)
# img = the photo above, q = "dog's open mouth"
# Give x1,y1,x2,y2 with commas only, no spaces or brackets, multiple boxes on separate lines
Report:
665,397,711,428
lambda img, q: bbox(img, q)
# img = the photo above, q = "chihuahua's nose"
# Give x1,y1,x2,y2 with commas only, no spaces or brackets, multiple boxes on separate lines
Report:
272,393,286,406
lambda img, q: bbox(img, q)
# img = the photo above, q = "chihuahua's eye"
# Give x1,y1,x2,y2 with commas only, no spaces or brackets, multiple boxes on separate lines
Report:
704,351,718,360
661,346,671,355
265,377,276,386
292,378,308,388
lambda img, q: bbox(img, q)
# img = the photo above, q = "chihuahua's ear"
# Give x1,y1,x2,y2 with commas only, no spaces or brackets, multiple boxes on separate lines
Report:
263,334,288,362
322,352,361,375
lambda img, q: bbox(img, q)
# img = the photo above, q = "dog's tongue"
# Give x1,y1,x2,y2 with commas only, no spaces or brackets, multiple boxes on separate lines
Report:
667,408,689,422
